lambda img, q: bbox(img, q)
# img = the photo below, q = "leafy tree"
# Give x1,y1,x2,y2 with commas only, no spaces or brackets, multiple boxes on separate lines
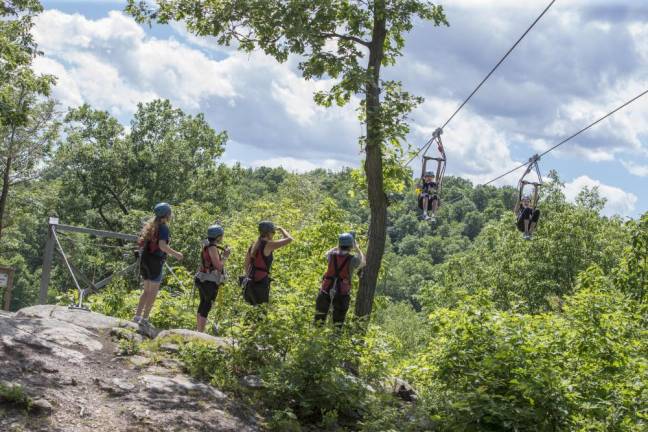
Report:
126,0,448,318
52,100,227,229
0,0,56,242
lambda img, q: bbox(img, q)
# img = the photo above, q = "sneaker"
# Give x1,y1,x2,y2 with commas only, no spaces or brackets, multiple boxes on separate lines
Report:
523,233,531,240
430,215,437,222
423,214,431,221
133,315,142,324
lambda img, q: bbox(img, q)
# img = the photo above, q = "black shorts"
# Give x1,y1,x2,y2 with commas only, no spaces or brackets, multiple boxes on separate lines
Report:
516,208,541,231
243,276,271,306
140,253,164,282
418,194,438,210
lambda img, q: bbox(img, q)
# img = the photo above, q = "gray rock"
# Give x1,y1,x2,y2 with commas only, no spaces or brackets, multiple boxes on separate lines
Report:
95,377,135,396
16,305,136,332
240,375,264,389
160,343,180,354
110,327,144,344
129,355,152,368
140,374,227,401
0,314,101,362
156,328,236,349
388,377,418,402
31,398,53,414
159,358,183,370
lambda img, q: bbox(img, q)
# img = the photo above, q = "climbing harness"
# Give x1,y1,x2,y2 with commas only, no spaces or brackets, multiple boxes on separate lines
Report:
321,252,353,299
516,154,543,210
416,128,447,208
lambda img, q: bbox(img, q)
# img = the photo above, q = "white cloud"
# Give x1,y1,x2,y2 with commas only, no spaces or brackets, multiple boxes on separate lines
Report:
412,98,517,185
33,10,236,114
33,9,360,161
563,175,637,217
621,160,648,177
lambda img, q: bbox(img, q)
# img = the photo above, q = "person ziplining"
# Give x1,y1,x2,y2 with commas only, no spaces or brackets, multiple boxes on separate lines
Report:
513,155,543,240
416,128,446,222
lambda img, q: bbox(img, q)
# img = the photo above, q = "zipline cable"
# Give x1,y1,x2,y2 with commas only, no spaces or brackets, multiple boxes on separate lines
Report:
406,0,557,166
440,88,648,205
482,88,648,187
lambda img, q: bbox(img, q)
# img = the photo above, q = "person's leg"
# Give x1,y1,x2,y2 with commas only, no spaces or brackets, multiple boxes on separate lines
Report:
200,283,218,331
257,278,271,305
243,280,256,305
135,258,154,319
314,291,331,323
196,281,208,332
529,209,541,235
430,197,439,217
332,294,351,326
142,282,161,319
521,207,533,237
422,195,430,217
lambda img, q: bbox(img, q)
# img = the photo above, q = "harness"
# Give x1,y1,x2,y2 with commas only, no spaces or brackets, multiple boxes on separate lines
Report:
419,128,446,203
249,239,271,282
517,154,543,211
200,242,220,273
196,242,227,285
321,253,353,296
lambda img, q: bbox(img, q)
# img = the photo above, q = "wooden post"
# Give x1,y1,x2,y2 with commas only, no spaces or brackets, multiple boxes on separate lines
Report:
0,265,15,311
39,217,57,304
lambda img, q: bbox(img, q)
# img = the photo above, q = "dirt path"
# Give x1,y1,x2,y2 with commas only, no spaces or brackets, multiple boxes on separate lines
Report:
0,306,261,432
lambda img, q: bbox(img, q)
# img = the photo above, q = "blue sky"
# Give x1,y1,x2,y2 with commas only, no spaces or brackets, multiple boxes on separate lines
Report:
37,0,647,217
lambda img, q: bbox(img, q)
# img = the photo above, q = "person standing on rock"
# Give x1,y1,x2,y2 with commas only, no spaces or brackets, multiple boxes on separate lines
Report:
194,224,230,332
314,232,366,326
242,221,292,305
134,202,183,325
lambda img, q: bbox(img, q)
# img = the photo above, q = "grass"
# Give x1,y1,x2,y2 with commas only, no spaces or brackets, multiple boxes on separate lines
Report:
0,382,33,411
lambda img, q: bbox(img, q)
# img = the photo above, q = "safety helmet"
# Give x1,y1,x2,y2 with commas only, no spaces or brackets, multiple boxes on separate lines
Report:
207,224,224,239
338,233,354,247
522,195,531,201
154,202,172,218
258,220,276,235
424,171,434,177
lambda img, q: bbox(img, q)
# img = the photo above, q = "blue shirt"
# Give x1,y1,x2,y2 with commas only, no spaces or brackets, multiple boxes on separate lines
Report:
155,223,170,259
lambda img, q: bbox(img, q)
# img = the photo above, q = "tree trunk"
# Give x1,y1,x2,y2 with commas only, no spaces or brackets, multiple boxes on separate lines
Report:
0,154,13,243
355,0,387,318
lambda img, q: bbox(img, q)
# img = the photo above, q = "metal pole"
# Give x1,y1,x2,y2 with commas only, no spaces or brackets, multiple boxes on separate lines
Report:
1,266,14,311
39,218,57,304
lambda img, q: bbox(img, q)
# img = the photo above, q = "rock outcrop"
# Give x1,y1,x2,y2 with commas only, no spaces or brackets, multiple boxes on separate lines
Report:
0,305,260,431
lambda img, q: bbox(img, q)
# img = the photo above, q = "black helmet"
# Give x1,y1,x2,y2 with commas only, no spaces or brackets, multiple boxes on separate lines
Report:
258,220,276,235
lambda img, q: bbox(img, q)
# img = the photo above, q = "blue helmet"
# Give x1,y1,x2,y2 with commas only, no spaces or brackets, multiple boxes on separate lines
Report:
154,202,172,218
258,220,276,235
339,233,354,248
207,224,224,239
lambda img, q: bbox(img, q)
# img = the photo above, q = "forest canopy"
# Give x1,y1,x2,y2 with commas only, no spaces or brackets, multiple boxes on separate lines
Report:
0,1,646,431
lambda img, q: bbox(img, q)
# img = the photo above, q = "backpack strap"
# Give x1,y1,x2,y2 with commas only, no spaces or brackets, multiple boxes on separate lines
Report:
325,254,352,280
248,240,270,279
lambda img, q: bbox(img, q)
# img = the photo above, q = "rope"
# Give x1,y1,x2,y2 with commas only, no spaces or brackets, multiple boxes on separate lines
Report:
441,0,556,131
442,88,648,203
407,0,556,166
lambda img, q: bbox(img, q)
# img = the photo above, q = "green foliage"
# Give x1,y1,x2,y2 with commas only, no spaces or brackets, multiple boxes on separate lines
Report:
417,183,630,312
0,382,32,412
117,332,141,356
